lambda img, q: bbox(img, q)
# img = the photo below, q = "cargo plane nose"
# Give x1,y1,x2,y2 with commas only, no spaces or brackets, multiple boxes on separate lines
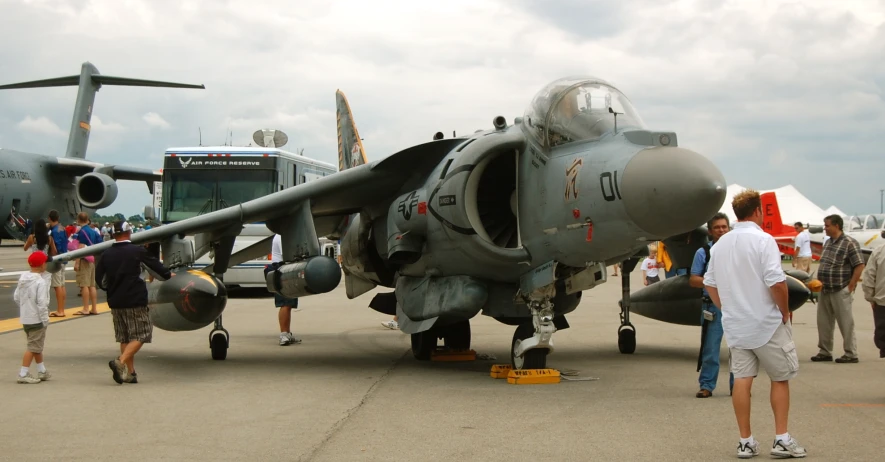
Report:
620,147,726,238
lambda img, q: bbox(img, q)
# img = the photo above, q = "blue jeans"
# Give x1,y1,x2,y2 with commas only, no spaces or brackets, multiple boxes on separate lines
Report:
665,267,688,279
698,302,734,392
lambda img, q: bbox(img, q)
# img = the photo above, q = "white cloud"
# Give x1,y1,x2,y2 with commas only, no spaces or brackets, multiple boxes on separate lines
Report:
143,112,170,129
16,116,66,137
91,116,126,132
1,0,884,216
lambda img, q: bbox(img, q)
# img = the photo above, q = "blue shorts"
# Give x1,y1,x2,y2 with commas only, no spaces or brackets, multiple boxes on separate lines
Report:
274,293,298,308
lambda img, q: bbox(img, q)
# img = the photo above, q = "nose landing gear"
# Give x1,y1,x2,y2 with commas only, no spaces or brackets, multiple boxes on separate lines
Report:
510,298,556,370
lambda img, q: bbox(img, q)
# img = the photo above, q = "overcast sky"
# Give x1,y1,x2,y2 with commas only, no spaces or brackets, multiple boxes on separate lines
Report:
1,0,884,217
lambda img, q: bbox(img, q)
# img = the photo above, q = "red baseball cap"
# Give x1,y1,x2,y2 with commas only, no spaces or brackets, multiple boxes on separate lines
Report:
28,251,48,268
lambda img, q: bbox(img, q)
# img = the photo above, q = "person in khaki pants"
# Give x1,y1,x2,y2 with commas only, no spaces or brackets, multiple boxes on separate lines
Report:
861,244,885,358
811,215,864,363
792,222,812,273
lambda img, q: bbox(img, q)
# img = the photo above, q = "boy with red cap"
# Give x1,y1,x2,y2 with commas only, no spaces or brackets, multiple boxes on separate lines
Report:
15,251,52,384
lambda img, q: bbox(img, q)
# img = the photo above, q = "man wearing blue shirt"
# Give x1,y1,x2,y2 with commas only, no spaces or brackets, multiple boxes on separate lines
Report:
72,213,103,316
690,212,732,398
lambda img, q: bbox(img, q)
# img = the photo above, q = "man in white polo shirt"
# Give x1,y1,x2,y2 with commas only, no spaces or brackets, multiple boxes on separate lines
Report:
792,222,812,273
704,189,807,459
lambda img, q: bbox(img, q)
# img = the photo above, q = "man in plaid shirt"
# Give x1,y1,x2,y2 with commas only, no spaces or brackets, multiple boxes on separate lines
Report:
812,215,865,363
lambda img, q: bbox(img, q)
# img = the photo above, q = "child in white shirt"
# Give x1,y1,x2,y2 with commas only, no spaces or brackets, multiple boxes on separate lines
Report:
15,251,52,384
641,248,660,286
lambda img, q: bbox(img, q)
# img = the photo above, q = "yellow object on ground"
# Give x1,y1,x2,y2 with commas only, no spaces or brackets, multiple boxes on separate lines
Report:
490,364,513,379
506,369,561,385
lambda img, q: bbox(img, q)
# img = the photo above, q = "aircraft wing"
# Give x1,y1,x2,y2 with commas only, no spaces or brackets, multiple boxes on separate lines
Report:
52,157,161,182
50,138,463,265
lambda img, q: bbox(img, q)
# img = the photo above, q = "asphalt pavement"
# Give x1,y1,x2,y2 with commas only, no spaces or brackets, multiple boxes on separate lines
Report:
1,259,883,461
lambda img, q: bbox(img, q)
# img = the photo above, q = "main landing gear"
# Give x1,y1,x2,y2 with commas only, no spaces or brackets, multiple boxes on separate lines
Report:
209,315,230,360
617,258,641,355
410,320,472,360
510,298,555,370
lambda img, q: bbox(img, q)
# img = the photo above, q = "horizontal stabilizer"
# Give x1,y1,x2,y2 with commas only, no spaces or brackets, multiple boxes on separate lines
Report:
0,75,80,89
0,74,204,90
92,75,205,89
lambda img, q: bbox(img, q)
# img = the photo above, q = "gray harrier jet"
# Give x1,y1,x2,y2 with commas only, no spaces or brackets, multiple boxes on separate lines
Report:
53,77,730,368
0,62,203,241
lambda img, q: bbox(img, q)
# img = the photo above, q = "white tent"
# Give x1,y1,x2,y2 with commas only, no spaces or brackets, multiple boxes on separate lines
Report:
825,205,846,217
720,184,828,225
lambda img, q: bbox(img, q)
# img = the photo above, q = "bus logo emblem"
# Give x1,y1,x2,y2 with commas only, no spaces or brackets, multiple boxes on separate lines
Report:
179,157,193,168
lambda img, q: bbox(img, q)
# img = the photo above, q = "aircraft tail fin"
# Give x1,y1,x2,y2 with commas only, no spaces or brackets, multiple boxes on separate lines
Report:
760,192,786,235
0,62,204,160
336,90,368,171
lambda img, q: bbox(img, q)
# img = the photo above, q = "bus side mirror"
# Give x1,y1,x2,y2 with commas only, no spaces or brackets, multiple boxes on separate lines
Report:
144,205,156,221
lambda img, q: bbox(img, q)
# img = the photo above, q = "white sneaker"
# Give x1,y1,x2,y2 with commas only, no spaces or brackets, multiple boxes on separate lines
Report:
737,440,759,458
37,370,52,381
280,333,293,346
771,438,806,458
286,332,302,344
17,374,41,384
381,320,399,330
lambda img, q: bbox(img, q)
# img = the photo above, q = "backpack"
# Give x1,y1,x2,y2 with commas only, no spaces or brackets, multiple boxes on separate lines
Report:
50,225,68,256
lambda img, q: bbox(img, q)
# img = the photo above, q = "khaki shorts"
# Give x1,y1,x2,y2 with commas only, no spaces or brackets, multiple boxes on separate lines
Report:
76,260,95,288
26,326,47,353
795,256,812,273
730,322,799,382
51,267,66,288
111,307,153,344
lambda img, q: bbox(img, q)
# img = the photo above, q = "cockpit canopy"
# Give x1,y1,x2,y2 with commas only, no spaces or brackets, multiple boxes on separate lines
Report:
523,77,646,149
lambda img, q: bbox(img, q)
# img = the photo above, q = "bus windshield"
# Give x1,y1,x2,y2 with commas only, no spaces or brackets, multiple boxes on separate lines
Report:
163,169,274,221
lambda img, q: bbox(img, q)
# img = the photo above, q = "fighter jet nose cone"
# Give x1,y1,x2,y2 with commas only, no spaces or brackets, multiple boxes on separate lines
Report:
621,147,726,238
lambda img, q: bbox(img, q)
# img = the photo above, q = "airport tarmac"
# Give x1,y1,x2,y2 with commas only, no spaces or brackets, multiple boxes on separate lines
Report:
1,260,883,461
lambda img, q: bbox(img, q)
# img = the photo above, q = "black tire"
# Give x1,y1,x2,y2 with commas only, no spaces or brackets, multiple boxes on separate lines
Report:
210,333,228,360
511,322,548,370
442,320,471,350
618,327,636,354
411,330,437,361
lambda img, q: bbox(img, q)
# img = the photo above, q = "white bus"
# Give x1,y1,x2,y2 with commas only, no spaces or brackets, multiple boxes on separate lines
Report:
159,145,339,287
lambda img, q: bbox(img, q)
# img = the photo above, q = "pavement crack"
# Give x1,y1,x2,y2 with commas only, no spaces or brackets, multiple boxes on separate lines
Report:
297,349,408,462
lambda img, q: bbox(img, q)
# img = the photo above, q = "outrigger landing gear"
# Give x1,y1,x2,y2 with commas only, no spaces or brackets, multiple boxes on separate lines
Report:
511,298,555,370
209,315,230,360
617,258,641,354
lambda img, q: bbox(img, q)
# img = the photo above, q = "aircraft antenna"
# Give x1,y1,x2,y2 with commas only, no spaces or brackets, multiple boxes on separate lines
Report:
199,127,202,146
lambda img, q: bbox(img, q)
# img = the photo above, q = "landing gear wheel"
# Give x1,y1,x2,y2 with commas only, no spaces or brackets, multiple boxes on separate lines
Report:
209,315,230,360
210,332,229,360
617,325,636,354
511,322,548,370
411,330,437,361
442,320,471,350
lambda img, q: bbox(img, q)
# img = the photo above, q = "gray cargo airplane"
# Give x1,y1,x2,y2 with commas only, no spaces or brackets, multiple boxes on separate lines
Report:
0,62,204,241
54,77,738,368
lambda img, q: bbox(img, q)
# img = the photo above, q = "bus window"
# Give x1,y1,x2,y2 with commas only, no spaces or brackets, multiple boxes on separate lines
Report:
218,170,274,208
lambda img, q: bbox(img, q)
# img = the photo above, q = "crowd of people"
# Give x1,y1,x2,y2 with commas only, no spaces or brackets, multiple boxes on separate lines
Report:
14,211,171,385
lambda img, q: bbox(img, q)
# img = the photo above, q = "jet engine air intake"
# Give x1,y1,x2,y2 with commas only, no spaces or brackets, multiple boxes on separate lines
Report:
76,172,118,209
266,256,342,299
465,149,519,248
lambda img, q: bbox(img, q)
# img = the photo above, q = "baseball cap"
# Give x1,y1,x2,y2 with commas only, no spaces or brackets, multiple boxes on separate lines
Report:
28,251,48,268
113,220,132,235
